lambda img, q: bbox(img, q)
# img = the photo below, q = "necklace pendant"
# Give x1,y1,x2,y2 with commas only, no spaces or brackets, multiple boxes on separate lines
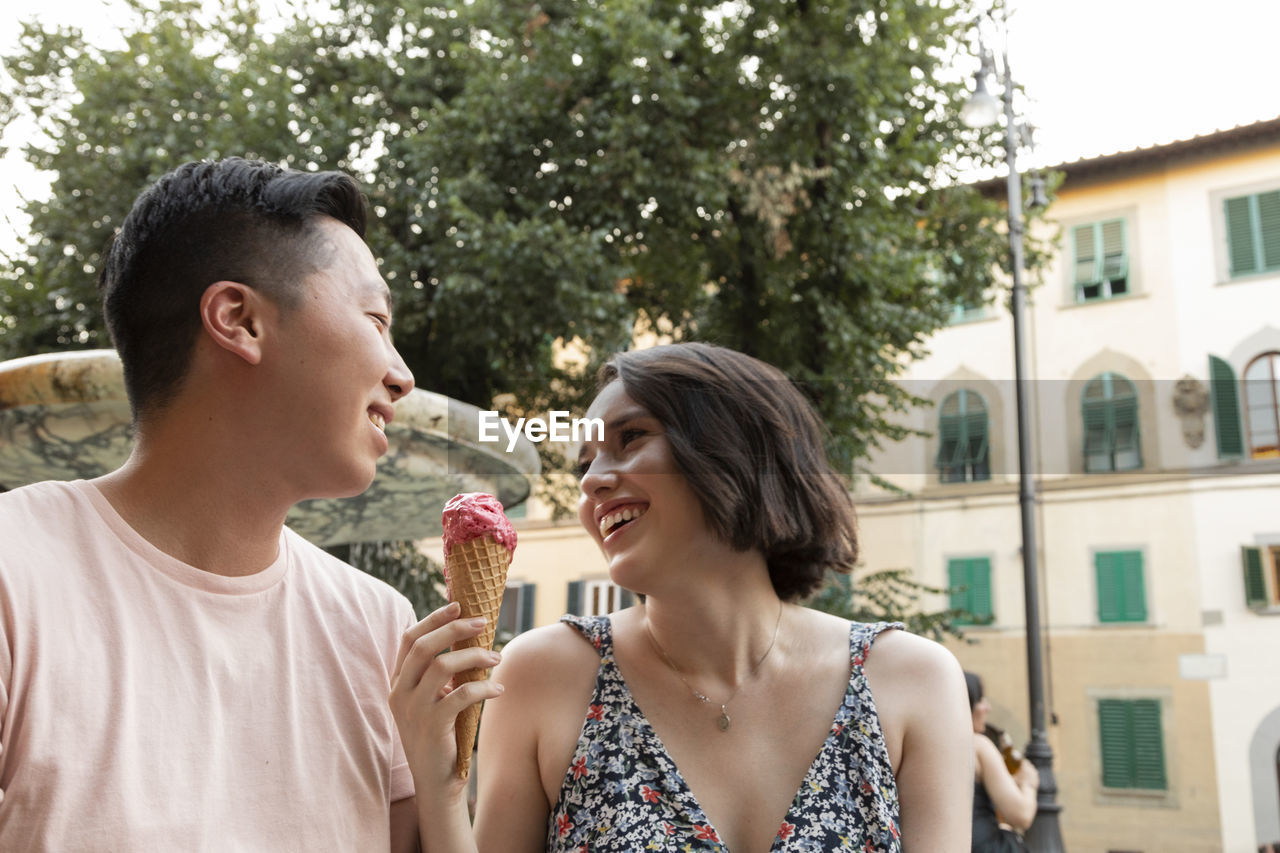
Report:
717,708,731,732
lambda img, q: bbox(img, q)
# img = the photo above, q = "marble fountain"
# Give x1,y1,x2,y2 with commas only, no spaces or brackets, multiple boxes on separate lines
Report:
0,350,539,545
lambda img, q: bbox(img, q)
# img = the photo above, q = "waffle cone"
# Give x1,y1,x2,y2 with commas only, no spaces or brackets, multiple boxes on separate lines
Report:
445,535,512,778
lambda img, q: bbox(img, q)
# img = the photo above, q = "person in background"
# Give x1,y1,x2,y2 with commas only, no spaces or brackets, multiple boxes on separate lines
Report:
0,158,444,850
966,670,1040,852
393,342,974,852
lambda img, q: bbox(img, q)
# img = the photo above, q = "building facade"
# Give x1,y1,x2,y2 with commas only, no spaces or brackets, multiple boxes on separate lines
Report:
854,117,1280,852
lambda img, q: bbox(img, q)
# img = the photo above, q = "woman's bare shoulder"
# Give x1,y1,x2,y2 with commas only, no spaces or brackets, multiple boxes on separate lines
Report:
861,627,968,740
864,626,963,683
495,621,601,690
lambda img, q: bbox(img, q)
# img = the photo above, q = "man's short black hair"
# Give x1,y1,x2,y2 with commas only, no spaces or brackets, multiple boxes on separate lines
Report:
99,158,368,420
599,342,858,601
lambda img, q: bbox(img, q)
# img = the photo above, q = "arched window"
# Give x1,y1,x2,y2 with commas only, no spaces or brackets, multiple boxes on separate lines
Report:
1082,373,1141,472
1244,352,1280,458
935,390,990,483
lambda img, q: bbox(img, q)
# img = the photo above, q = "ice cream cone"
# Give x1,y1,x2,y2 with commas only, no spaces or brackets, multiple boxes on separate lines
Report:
446,535,512,777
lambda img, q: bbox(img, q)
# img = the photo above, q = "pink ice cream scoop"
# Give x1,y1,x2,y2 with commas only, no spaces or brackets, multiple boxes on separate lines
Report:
441,492,517,558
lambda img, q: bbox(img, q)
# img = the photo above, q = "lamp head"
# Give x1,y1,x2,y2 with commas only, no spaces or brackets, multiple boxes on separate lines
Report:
961,70,1000,128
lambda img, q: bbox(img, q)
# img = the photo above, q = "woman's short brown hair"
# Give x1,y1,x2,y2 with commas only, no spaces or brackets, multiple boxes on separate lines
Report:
599,342,857,600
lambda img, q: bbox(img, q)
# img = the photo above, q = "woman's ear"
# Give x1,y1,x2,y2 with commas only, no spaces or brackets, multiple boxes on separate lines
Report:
200,281,265,365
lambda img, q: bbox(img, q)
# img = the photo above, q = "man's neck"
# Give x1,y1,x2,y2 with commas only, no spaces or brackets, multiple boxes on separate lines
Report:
94,451,292,578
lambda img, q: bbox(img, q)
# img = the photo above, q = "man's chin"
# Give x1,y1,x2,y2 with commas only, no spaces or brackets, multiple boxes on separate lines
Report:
301,469,379,503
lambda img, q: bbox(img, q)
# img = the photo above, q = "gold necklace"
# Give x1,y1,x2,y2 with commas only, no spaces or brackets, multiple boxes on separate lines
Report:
643,603,783,732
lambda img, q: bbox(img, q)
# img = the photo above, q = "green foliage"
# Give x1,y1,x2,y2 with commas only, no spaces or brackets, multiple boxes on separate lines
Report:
330,540,448,617
807,568,969,642
1,0,1040,515
0,0,318,351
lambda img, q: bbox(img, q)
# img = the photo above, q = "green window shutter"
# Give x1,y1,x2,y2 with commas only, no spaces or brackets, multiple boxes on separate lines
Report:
1210,355,1245,457
1096,550,1145,622
948,559,970,621
964,410,990,470
1243,546,1267,607
1098,700,1135,788
1100,219,1127,281
1116,395,1142,470
1130,699,1168,789
566,580,583,616
1083,398,1113,471
1073,223,1099,286
1259,190,1280,271
972,558,993,617
935,412,965,469
1226,195,1258,276
948,558,991,624
1098,699,1167,790
1112,396,1138,444
1096,552,1123,622
1119,551,1147,621
1095,550,1146,617
1112,395,1141,470
520,583,537,632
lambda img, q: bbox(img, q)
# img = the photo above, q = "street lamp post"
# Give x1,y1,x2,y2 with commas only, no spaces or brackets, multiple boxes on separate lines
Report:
963,42,1067,853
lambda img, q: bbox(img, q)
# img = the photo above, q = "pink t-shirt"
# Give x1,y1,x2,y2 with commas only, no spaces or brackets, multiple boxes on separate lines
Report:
0,480,417,850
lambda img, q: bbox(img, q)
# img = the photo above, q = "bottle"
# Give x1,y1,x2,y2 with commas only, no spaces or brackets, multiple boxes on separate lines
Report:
983,724,1024,774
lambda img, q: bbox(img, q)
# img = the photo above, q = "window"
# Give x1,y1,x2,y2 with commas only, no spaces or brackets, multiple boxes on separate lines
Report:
497,581,536,640
1242,545,1280,609
567,579,634,617
948,557,992,625
935,390,990,483
1095,550,1147,622
1082,373,1142,472
1224,190,1280,277
1244,352,1280,458
1098,698,1167,790
949,301,987,324
1072,219,1129,302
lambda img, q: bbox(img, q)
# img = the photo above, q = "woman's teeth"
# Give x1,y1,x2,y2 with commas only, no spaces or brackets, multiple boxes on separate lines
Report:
369,411,386,431
600,506,646,538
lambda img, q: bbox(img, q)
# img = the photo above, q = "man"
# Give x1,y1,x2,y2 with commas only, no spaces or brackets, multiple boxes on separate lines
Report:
0,158,445,850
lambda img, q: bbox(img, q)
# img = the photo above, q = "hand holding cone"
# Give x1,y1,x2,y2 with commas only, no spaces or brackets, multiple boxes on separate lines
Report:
442,493,516,778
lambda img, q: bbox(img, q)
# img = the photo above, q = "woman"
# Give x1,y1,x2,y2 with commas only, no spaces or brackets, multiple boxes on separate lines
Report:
966,671,1039,852
393,343,973,851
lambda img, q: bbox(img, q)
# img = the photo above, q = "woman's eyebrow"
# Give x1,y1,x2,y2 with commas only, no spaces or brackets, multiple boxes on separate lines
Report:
604,408,651,432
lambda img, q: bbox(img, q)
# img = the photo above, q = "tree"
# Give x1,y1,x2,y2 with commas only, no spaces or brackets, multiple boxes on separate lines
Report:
0,0,326,352
332,540,448,618
301,0,1017,485
2,0,1030,511
807,568,968,642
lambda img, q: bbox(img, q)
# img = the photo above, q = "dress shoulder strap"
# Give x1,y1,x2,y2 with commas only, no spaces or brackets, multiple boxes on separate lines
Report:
559,614,614,658
849,620,905,673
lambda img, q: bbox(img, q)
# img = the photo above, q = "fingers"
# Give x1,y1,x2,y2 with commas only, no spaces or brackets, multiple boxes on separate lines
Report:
394,601,461,673
432,669,506,719
392,612,499,697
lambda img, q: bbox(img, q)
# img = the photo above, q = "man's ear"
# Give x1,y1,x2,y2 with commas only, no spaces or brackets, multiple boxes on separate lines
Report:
200,281,267,365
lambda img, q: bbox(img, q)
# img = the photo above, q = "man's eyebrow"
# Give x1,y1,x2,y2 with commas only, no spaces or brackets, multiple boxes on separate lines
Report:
368,279,395,314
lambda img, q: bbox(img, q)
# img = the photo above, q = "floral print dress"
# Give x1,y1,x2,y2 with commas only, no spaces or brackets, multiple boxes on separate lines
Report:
547,615,905,852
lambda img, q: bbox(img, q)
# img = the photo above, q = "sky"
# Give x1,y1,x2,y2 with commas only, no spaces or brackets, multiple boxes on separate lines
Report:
2,0,1280,254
